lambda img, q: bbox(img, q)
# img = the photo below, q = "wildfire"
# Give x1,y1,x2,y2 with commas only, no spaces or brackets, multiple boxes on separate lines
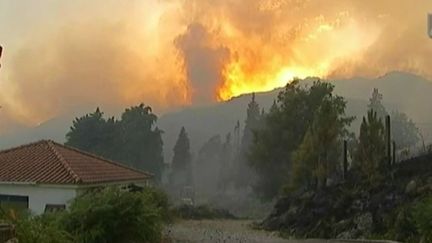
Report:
215,16,377,101
219,62,318,101
4,0,427,128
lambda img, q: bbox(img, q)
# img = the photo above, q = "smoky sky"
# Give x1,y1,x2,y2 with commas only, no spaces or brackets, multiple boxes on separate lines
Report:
1,0,432,129
175,23,230,104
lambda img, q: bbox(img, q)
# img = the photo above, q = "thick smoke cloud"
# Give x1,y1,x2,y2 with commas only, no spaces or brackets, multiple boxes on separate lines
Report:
0,0,190,126
175,23,229,103
1,0,432,128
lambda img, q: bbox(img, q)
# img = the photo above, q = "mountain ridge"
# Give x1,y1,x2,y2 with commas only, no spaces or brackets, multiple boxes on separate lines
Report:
0,71,431,162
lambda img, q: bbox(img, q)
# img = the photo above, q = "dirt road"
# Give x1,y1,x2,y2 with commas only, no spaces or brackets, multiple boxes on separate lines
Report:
163,219,327,243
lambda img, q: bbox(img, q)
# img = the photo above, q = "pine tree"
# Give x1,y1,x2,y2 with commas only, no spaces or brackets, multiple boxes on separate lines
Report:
355,110,386,182
241,93,261,150
236,93,262,188
171,127,193,187
368,88,388,120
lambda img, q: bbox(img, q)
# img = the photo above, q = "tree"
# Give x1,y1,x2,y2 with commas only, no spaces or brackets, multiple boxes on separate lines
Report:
66,104,165,182
66,108,118,159
119,104,164,180
235,93,262,188
368,88,419,151
249,79,352,199
391,111,419,150
292,94,353,189
355,110,386,182
170,127,192,187
368,88,388,120
194,135,223,194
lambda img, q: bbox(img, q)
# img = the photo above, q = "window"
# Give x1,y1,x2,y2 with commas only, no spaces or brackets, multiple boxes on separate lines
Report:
44,204,66,213
0,194,29,211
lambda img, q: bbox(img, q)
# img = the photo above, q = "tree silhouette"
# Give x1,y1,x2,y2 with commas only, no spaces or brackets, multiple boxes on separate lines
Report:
171,127,193,187
355,110,386,182
66,104,164,181
235,93,262,188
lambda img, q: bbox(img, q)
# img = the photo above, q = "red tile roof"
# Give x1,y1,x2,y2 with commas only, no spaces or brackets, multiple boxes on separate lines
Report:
0,140,152,185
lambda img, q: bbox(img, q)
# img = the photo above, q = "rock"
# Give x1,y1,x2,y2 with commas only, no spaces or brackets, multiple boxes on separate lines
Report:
405,180,417,194
337,230,358,239
333,219,352,235
354,212,373,234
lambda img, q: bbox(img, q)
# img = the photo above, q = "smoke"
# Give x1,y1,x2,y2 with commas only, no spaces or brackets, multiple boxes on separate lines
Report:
175,23,229,103
1,0,431,128
0,0,190,126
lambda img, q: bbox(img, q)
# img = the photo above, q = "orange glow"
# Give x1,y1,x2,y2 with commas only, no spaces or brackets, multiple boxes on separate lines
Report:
219,62,318,101
216,17,378,101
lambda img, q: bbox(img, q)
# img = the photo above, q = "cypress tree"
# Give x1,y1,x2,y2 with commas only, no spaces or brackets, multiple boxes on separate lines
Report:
171,127,193,187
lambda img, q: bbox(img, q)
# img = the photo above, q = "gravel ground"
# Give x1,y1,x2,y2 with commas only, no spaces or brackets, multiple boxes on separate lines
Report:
163,219,328,243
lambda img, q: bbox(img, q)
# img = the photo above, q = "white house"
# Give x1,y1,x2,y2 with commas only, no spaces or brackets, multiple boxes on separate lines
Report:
0,140,152,214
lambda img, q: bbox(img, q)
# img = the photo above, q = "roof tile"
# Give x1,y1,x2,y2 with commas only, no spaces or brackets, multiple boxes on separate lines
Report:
0,140,152,185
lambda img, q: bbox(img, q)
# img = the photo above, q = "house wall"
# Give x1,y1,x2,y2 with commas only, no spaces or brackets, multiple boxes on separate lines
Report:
0,184,77,214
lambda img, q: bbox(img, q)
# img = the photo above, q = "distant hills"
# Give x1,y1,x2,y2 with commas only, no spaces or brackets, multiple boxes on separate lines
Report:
1,71,431,162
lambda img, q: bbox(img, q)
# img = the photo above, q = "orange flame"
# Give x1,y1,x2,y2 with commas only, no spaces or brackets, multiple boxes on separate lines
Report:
215,14,378,101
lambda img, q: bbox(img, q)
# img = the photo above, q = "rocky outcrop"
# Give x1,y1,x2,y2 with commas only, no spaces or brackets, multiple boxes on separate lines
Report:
261,155,432,240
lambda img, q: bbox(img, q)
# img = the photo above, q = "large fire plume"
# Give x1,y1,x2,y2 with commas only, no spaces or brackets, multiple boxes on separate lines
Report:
0,0,431,128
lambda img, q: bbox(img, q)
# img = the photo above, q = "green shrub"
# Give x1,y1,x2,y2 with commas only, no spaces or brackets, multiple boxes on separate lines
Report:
61,187,163,243
14,213,73,243
140,186,172,223
1,186,168,243
0,209,72,243
413,197,432,242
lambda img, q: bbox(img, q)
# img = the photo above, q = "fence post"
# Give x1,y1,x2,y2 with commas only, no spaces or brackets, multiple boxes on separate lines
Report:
386,115,392,167
343,140,348,181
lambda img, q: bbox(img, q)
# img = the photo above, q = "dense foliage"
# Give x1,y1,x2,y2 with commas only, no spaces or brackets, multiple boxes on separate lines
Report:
257,86,428,242
61,187,164,243
412,196,432,242
13,213,72,243
1,187,169,243
354,110,386,183
292,90,353,189
66,104,164,180
250,80,353,199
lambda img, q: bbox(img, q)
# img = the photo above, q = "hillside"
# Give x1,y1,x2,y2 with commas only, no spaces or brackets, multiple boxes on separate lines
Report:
0,72,431,162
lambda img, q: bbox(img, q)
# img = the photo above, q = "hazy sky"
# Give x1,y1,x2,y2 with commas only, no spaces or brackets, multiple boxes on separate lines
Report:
1,0,432,131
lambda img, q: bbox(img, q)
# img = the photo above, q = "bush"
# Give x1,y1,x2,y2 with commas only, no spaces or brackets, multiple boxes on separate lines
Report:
14,213,73,243
1,186,168,243
130,185,172,223
0,207,72,243
61,187,164,243
413,197,432,242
